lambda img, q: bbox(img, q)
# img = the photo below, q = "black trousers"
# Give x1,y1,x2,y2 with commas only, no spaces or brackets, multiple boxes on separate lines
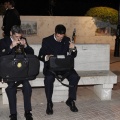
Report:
44,69,80,101
5,80,32,114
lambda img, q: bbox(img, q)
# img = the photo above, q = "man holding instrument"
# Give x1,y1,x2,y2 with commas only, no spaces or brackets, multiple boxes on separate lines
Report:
38,24,80,115
0,25,34,120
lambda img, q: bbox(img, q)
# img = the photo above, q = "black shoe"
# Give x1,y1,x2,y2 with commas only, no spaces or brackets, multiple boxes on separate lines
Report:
25,112,33,120
66,99,78,112
9,114,17,120
46,101,53,115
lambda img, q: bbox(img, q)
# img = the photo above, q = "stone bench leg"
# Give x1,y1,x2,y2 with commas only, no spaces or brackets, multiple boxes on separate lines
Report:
52,80,68,102
94,84,113,100
2,88,8,104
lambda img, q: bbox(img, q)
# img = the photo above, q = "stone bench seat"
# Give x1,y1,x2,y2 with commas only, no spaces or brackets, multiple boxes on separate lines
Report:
36,70,116,85
0,44,117,104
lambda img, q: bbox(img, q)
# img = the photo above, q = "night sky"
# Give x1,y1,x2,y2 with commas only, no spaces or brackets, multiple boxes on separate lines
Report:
1,0,119,16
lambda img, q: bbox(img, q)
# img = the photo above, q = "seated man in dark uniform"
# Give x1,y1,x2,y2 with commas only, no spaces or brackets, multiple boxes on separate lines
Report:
0,25,33,120
38,24,80,115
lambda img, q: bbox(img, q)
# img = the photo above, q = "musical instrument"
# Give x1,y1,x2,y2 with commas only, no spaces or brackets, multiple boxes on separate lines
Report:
72,28,76,43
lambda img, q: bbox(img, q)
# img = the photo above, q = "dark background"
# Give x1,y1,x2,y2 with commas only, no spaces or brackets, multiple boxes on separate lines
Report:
1,0,119,16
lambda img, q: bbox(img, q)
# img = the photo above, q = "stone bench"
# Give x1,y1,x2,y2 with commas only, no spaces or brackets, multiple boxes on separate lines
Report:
0,44,117,104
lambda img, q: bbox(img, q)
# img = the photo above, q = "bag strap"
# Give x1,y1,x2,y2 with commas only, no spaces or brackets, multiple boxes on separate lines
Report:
50,70,74,87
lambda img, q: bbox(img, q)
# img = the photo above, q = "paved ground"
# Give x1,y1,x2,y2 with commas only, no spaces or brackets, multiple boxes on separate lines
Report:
1,50,120,120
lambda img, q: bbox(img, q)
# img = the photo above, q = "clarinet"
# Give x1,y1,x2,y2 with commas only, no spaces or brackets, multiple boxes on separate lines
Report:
71,28,76,43
69,28,76,55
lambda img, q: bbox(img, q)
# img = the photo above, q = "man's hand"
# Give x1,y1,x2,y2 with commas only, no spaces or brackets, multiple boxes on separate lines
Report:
10,40,20,49
69,41,75,49
45,55,53,61
19,38,27,48
2,32,5,37
1,26,4,30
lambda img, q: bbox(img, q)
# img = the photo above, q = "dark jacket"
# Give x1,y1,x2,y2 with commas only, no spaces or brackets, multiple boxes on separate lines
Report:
0,37,34,56
38,34,77,74
3,8,21,36
2,9,9,27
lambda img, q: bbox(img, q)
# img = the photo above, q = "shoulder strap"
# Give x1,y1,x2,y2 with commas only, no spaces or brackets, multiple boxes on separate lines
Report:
50,70,74,87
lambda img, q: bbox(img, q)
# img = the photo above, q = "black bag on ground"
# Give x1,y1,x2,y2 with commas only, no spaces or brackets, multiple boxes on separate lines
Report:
0,54,40,82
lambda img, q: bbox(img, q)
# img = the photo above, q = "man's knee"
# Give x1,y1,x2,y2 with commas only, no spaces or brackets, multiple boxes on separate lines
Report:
22,81,32,90
44,75,55,85
5,85,17,94
68,73,80,85
73,75,80,84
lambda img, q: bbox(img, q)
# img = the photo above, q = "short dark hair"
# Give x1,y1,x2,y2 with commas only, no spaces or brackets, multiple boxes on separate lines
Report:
3,0,15,7
11,25,23,35
8,0,15,7
55,24,66,34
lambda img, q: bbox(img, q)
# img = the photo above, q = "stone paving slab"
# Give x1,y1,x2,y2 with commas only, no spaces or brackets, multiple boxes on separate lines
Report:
1,87,120,120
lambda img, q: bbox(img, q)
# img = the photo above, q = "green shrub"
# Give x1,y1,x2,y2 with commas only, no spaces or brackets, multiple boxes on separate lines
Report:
85,7,118,25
